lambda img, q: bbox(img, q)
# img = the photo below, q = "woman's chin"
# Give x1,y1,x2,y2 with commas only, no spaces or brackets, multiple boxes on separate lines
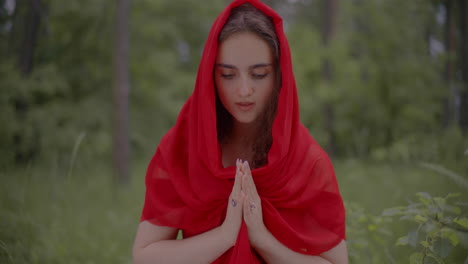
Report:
233,116,257,125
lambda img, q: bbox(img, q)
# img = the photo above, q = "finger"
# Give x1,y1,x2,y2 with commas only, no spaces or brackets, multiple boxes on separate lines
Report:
242,161,258,198
237,159,244,174
242,192,250,219
232,159,242,194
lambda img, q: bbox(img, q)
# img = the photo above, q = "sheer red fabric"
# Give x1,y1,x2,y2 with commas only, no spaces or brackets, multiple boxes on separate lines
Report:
140,0,346,262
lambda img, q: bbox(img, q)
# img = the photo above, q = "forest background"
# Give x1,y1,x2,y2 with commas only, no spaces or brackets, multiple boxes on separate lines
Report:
1,0,467,263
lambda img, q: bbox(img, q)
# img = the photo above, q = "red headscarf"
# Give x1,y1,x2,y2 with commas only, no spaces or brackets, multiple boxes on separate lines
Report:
141,0,346,262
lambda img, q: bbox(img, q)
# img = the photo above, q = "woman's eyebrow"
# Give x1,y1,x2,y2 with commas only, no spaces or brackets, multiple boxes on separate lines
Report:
215,63,273,70
215,63,237,69
249,63,272,70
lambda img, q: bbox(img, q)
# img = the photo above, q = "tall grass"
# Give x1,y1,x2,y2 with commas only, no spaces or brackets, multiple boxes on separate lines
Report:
1,158,466,263
0,162,146,264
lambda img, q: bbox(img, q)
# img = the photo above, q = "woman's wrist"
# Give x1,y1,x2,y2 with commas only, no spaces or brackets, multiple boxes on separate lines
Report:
219,223,237,248
249,225,272,250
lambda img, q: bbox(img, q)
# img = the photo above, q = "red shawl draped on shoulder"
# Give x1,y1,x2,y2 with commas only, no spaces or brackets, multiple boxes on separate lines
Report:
141,0,346,262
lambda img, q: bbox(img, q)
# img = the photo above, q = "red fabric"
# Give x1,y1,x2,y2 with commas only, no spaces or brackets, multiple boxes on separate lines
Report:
141,0,346,262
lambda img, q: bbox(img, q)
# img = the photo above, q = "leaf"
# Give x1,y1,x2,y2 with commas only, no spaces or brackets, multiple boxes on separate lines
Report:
396,235,409,246
420,240,429,247
409,252,423,264
416,192,432,204
426,252,445,264
434,197,446,209
454,217,468,229
408,230,419,247
447,205,461,215
440,228,459,246
457,230,468,248
415,214,428,223
446,193,461,199
448,232,460,247
433,238,454,259
382,206,405,216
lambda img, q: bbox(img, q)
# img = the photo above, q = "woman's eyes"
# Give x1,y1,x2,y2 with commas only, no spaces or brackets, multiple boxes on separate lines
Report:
219,72,269,80
221,73,235,79
252,73,268,79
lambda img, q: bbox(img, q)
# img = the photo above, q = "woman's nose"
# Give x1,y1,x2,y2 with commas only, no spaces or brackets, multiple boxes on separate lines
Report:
238,77,253,97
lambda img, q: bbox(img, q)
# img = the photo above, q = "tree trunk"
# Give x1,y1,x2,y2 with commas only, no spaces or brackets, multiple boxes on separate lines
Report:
113,0,131,185
321,0,339,156
19,0,42,76
458,0,468,130
444,0,459,127
11,0,42,163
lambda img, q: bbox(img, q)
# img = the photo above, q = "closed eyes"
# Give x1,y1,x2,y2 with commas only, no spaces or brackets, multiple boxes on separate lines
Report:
221,73,235,79
219,72,269,80
252,73,268,79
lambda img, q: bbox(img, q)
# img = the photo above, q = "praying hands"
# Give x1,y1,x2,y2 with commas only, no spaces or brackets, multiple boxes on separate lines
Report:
221,159,269,247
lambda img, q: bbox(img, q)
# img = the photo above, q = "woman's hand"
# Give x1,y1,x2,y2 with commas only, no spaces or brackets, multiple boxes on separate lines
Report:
240,160,269,248
220,159,245,247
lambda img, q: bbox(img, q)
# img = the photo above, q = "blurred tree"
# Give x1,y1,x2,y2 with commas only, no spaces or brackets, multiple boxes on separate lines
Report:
9,0,44,163
17,0,42,76
321,0,339,156
458,0,468,130
113,0,131,185
444,0,459,126
0,0,465,170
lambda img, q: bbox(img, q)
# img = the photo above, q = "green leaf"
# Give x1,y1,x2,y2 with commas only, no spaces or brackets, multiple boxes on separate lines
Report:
408,230,419,247
449,206,461,215
448,233,460,247
433,238,454,259
454,217,468,229
446,193,461,199
396,235,409,246
382,206,405,216
415,214,428,223
440,228,459,246
434,197,446,209
410,252,423,264
367,224,377,232
420,240,430,247
416,192,432,204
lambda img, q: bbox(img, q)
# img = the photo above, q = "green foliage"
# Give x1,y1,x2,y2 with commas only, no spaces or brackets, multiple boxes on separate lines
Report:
2,159,466,263
383,192,468,263
0,163,145,263
0,60,112,167
346,202,394,263
1,0,467,262
1,0,466,167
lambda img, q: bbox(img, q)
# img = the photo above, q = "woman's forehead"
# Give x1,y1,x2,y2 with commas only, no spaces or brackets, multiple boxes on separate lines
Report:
216,32,273,68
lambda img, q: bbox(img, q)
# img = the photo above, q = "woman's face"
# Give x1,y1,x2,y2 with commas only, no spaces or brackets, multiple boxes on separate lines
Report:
215,32,275,125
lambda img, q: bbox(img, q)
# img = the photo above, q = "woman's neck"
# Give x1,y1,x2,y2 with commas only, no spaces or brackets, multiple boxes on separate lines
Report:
230,121,258,147
220,121,258,167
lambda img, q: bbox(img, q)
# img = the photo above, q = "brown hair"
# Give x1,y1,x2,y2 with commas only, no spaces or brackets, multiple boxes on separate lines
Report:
215,3,281,168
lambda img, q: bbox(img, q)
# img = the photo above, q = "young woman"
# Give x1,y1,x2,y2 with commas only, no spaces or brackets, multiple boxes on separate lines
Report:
133,0,347,263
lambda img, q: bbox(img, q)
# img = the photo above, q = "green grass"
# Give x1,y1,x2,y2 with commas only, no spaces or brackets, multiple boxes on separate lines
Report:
335,159,468,214
1,158,467,263
0,162,146,264
335,159,468,263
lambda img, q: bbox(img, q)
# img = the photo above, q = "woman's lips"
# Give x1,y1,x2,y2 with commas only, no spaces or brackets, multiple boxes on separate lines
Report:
236,102,255,111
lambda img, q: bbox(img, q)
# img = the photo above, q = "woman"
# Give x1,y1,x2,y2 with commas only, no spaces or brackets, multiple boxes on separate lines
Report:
133,0,347,263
